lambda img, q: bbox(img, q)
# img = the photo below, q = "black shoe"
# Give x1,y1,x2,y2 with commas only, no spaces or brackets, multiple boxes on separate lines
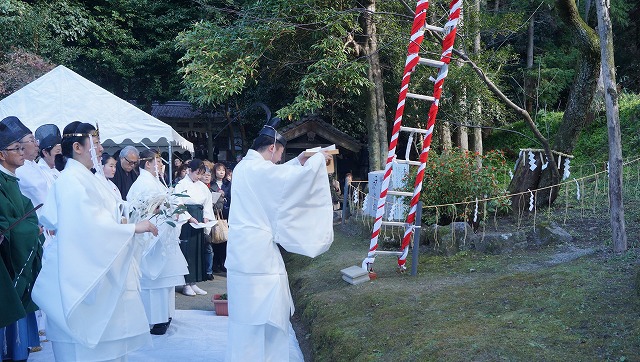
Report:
206,274,214,280
150,320,170,335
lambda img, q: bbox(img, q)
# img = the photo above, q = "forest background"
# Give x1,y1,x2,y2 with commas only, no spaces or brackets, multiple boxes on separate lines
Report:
1,0,638,167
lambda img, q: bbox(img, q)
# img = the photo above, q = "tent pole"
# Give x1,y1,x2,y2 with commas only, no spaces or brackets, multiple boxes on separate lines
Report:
169,144,173,185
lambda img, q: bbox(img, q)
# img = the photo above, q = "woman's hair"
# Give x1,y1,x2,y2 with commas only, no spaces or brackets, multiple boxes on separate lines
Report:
139,149,159,170
56,121,96,171
213,163,227,180
101,152,115,165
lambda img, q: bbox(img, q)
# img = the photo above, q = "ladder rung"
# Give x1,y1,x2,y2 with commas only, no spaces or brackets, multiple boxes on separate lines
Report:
388,190,414,197
395,159,422,166
406,92,435,102
381,221,421,228
373,250,404,256
418,57,445,68
400,126,430,135
424,24,445,33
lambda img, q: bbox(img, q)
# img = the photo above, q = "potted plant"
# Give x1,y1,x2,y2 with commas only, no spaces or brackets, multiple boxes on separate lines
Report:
211,293,228,316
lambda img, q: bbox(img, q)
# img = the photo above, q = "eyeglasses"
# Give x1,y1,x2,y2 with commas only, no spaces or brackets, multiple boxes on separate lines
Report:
123,156,139,166
20,137,38,145
2,146,25,153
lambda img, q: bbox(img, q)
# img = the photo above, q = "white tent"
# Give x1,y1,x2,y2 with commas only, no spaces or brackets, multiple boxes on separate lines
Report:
0,65,194,153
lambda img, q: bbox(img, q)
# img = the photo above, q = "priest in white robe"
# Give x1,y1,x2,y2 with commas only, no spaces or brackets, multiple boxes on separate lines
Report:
15,130,55,217
127,149,189,335
225,120,334,361
32,122,158,362
34,123,62,181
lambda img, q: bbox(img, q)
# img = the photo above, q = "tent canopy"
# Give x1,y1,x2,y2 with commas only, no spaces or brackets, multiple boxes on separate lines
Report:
0,65,193,153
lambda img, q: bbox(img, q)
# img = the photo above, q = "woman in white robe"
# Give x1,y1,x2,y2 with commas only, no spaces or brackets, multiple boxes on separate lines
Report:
32,122,158,362
173,159,214,296
127,149,189,335
225,128,334,362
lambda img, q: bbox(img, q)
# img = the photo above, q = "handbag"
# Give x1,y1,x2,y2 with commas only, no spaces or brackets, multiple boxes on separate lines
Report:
211,210,229,244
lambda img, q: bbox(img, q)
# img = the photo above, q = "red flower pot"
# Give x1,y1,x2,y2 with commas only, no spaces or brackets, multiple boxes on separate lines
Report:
211,294,228,316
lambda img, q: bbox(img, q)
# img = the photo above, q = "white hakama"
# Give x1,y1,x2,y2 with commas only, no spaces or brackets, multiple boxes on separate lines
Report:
128,168,188,325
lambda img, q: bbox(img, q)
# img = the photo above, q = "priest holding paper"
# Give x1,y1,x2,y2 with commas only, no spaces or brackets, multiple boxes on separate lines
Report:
225,118,334,361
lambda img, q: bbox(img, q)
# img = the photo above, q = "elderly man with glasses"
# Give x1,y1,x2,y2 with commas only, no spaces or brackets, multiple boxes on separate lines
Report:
111,145,140,200
0,116,43,361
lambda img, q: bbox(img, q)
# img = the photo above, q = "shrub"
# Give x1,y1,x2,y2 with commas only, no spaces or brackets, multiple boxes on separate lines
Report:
402,149,510,225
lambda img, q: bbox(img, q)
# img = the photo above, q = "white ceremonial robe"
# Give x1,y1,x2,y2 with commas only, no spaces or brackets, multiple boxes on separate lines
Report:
16,159,56,217
174,175,215,231
127,169,189,325
38,158,60,180
225,149,334,362
32,158,150,362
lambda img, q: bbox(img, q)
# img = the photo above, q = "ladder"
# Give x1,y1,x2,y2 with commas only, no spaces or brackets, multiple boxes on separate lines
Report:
363,0,462,272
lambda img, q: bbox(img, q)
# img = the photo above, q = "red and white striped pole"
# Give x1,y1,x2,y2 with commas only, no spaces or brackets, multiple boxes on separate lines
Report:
397,0,462,270
363,0,430,271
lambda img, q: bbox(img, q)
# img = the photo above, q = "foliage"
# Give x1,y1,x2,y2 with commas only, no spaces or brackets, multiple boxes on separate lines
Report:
572,92,640,163
0,48,55,97
176,0,372,131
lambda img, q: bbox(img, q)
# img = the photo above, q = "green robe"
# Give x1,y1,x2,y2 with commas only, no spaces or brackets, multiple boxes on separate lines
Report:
0,170,42,328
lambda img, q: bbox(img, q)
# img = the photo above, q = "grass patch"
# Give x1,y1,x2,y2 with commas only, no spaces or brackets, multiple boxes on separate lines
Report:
286,223,640,361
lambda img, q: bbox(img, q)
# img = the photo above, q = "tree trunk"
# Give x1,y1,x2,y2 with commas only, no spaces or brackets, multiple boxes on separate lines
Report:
441,121,452,154
360,0,387,171
458,88,469,150
595,0,627,252
473,103,483,168
525,15,535,113
552,0,600,154
473,0,483,167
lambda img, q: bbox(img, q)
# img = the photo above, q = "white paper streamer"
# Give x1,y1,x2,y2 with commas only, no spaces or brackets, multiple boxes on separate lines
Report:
540,152,548,170
574,178,580,200
353,189,359,205
562,158,571,181
508,170,514,180
473,197,479,222
528,151,537,171
557,155,562,169
528,189,534,211
388,201,397,221
361,193,369,213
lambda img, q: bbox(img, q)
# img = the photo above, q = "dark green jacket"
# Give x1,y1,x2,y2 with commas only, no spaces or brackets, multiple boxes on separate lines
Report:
0,170,42,328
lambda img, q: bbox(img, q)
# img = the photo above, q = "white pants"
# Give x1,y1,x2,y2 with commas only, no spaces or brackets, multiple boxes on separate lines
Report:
225,321,304,362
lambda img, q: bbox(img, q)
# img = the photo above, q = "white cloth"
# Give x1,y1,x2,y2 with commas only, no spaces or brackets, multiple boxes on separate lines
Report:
27,309,304,362
127,169,189,324
38,158,60,180
225,149,333,360
174,174,215,232
32,158,151,361
16,159,55,217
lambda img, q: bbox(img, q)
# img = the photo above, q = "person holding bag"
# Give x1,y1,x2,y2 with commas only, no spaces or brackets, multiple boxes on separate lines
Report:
209,163,230,272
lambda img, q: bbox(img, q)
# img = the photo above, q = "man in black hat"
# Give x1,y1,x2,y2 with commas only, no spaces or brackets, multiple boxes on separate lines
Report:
0,116,43,361
35,123,62,180
16,124,59,218
224,118,334,361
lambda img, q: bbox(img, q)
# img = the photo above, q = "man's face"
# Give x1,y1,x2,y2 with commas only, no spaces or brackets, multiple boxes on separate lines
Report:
121,152,139,172
271,144,284,164
42,144,61,168
0,141,25,172
20,134,39,161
